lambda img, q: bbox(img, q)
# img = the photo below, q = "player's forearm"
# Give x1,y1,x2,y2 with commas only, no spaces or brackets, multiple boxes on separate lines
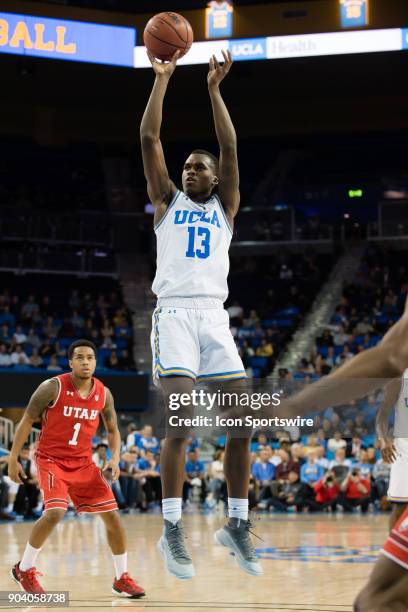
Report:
9,414,35,460
107,430,121,461
140,75,170,140
209,85,237,151
281,345,400,418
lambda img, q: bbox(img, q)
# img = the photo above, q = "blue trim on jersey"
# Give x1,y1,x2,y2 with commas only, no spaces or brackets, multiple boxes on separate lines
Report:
153,307,162,380
214,194,233,235
154,189,180,231
158,361,197,378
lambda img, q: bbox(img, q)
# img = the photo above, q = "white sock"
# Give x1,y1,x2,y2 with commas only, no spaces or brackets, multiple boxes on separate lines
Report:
6,503,13,513
20,543,41,571
228,497,248,521
112,552,127,579
162,498,182,525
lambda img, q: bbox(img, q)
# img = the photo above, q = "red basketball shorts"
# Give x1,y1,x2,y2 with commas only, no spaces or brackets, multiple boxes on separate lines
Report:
35,454,118,514
382,506,408,570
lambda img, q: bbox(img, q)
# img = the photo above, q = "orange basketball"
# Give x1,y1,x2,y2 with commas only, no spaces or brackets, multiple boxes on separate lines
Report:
143,12,193,62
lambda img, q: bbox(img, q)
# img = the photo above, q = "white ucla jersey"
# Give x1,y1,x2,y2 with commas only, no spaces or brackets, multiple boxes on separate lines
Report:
152,189,233,302
394,369,408,438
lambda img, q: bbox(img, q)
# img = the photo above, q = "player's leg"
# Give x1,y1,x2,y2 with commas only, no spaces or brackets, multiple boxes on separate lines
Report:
98,510,145,599
68,462,145,597
197,308,262,576
215,383,262,577
157,375,196,580
354,556,408,612
390,503,407,531
11,457,69,593
150,306,199,579
354,506,408,611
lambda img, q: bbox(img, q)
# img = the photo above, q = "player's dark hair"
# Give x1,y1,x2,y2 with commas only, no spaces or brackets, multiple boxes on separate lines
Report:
68,339,97,359
191,149,219,174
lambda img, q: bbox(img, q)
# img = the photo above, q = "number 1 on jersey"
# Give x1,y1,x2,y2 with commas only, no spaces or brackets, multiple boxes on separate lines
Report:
68,423,81,446
186,227,211,259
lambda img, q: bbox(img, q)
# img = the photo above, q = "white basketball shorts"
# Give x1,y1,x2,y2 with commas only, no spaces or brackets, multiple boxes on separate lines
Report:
151,297,246,387
388,438,408,502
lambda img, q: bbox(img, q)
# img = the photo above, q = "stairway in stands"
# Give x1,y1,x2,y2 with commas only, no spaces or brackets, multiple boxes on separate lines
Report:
272,244,365,376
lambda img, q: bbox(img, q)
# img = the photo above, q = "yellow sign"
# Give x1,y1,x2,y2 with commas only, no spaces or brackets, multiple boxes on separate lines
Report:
0,18,76,53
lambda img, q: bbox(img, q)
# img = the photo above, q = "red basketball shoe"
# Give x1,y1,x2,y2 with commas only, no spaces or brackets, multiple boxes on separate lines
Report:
11,562,45,593
112,572,145,598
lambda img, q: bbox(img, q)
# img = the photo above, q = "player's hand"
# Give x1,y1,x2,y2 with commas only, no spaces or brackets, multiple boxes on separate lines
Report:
208,50,233,89
103,459,120,482
147,50,180,78
8,458,27,484
379,437,397,463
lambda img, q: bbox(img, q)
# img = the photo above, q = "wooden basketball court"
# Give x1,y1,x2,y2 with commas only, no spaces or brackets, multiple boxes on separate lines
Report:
0,512,387,611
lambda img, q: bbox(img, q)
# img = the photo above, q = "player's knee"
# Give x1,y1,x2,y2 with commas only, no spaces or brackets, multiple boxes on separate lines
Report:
44,508,65,524
101,509,121,528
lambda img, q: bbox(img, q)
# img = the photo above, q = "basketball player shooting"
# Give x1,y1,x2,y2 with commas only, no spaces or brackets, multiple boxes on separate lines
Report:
140,50,262,579
7,340,145,598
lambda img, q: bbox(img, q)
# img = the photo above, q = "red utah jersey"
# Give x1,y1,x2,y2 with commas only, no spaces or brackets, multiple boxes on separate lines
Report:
36,373,106,462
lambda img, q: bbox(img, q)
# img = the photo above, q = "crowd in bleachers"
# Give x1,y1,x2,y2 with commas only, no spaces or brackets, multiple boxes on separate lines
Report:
0,403,392,521
288,246,408,378
0,283,135,373
226,251,335,376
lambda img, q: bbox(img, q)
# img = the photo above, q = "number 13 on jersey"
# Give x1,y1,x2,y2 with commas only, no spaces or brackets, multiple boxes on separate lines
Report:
185,227,211,259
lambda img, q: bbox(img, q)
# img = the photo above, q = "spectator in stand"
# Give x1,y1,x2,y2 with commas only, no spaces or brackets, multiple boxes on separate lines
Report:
28,348,43,368
335,344,354,365
256,338,273,358
315,445,329,470
25,329,41,350
268,471,303,512
372,457,391,507
71,310,85,330
47,355,62,372
355,316,374,335
5,446,39,518
339,467,371,513
43,316,59,338
137,425,160,456
300,452,325,486
21,294,39,320
227,301,244,326
244,309,260,328
39,338,54,358
289,443,305,470
0,306,15,327
328,448,351,483
13,325,27,346
317,329,334,347
137,450,161,508
327,431,347,454
183,450,206,504
275,449,300,480
104,350,121,370
10,345,29,365
333,325,349,347
92,443,108,469
310,471,340,512
252,449,276,507
0,344,11,367
353,415,367,437
126,423,141,450
325,346,336,369
206,450,226,507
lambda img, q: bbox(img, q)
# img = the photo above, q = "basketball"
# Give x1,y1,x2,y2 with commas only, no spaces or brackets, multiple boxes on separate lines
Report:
143,12,193,62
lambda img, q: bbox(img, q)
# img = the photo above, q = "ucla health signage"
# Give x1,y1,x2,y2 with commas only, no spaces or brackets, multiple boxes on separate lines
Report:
0,12,136,67
340,0,369,29
228,38,267,61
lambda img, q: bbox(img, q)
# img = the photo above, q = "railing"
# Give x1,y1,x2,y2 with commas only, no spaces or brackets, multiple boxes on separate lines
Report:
0,416,14,450
28,427,41,447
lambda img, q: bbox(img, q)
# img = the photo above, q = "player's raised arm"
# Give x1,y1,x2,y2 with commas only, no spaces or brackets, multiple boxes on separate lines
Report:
208,50,240,224
8,378,58,484
140,51,179,225
101,387,121,481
